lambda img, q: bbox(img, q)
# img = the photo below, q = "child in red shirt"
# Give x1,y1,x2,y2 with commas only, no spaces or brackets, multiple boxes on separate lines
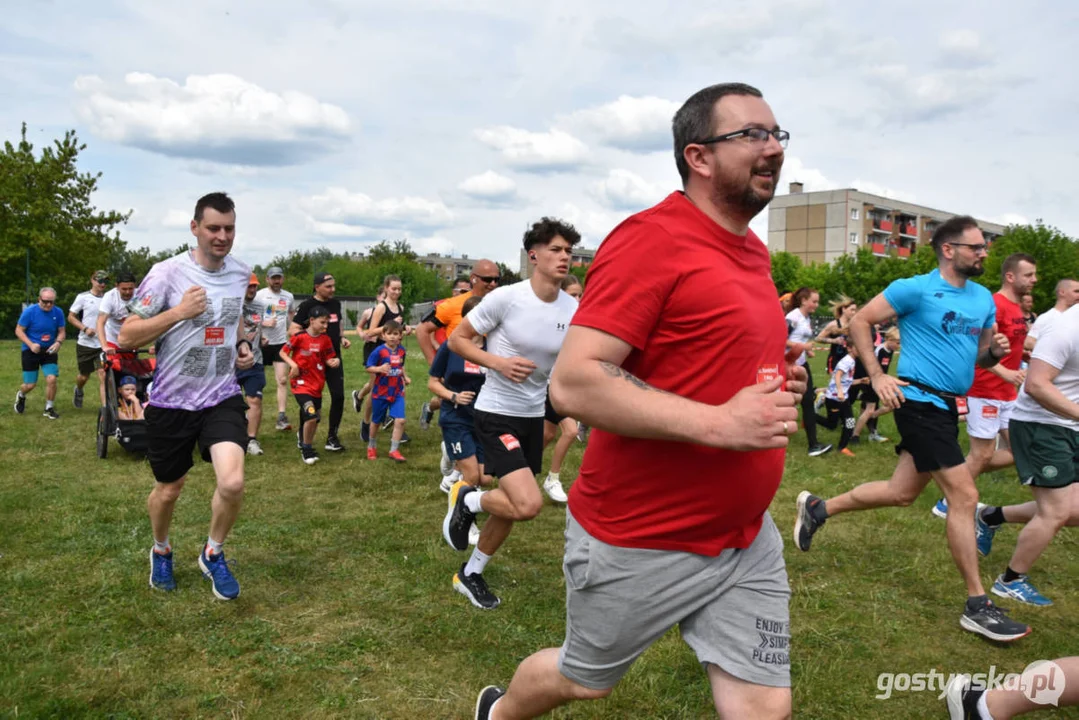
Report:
281,306,339,465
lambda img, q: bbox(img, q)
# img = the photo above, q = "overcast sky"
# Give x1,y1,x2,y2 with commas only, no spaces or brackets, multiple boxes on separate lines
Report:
4,0,1075,272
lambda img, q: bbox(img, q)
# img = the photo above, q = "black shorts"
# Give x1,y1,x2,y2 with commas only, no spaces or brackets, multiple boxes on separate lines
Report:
76,344,102,376
295,393,322,423
894,399,964,473
860,386,880,406
545,389,565,425
362,342,378,366
145,394,248,484
474,408,545,478
22,348,59,373
263,343,285,364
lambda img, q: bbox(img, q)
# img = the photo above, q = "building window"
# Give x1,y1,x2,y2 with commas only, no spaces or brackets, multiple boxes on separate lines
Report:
850,232,859,245
851,208,859,220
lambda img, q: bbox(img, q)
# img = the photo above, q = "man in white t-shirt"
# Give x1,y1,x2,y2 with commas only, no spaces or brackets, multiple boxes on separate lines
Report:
253,266,295,431
118,192,255,602
68,270,109,407
97,272,139,349
972,303,1079,607
442,217,580,610
1024,278,1079,351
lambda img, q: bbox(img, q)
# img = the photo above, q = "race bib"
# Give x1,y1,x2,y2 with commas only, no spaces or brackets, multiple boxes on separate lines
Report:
955,397,969,416
757,363,780,384
499,434,521,451
204,327,225,346
330,314,339,323
41,334,52,342
464,361,484,374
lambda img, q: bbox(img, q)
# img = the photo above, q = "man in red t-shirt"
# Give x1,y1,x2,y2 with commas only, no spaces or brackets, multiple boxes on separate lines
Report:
472,84,806,720
960,254,1036,488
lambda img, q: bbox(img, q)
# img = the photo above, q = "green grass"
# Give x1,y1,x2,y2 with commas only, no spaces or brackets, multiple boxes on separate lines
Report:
1,339,1076,719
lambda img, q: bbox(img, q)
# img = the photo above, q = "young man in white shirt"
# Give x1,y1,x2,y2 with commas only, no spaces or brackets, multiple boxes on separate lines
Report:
443,217,581,610
68,270,109,407
253,267,295,431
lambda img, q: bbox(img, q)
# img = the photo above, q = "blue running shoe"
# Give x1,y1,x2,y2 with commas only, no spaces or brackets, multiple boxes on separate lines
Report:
198,548,240,600
992,574,1052,606
974,503,997,557
932,498,948,519
149,549,176,592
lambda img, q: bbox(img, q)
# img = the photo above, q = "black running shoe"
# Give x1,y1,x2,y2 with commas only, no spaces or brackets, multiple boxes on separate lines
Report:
351,390,363,413
945,674,985,719
325,435,345,452
73,386,84,409
443,481,477,551
960,598,1031,642
14,392,25,415
474,685,507,719
301,445,319,465
794,490,826,552
454,563,501,610
361,421,370,443
43,407,59,420
381,416,394,432
807,443,833,457
399,431,411,445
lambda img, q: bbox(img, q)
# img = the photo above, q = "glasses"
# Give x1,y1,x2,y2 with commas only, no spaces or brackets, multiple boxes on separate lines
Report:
474,275,499,284
948,242,988,254
39,300,55,305
695,127,789,149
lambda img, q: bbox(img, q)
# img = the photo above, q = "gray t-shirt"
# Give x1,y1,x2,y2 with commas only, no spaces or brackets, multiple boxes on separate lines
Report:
70,291,104,349
241,300,265,366
253,287,294,345
1012,304,1079,430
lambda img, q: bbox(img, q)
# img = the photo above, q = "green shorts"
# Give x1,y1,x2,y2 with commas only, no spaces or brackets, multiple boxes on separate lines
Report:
1011,419,1079,489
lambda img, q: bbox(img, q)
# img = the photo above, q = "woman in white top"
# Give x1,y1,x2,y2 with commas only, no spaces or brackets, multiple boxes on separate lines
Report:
786,287,833,457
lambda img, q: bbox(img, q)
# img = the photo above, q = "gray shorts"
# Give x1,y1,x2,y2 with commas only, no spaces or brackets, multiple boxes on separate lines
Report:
558,510,791,690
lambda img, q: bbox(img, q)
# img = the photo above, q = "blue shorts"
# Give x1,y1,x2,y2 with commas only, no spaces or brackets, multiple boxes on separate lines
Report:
442,421,484,463
237,365,266,398
371,395,406,424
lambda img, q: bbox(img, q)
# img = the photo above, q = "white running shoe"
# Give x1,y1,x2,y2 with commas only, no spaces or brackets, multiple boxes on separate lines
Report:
440,470,462,494
440,441,453,476
247,438,263,456
468,523,480,546
543,476,568,503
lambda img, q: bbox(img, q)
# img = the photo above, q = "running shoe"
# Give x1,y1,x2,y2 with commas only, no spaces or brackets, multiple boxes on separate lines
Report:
198,548,240,600
440,471,462,494
14,392,25,415
839,448,856,457
992,574,1052,606
944,674,984,720
275,414,292,432
43,407,59,420
73,386,84,409
454,563,500,610
975,503,997,557
543,476,568,503
868,431,889,443
807,443,832,457
301,445,319,465
959,598,1030,641
361,421,370,443
351,390,363,413
794,490,827,552
149,549,176,592
813,387,826,413
388,449,406,463
247,438,264,456
475,686,507,720
367,447,377,461
443,481,477,551
932,498,948,519
440,441,453,476
420,401,433,430
325,435,345,452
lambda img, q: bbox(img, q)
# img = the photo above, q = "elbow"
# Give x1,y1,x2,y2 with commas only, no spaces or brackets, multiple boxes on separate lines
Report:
549,367,583,417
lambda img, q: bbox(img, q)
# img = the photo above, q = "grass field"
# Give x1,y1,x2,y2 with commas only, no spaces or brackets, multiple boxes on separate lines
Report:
1,339,1076,719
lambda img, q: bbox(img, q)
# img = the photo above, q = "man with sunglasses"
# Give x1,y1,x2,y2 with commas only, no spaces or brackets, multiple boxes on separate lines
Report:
15,287,66,419
795,215,1032,643
68,270,110,408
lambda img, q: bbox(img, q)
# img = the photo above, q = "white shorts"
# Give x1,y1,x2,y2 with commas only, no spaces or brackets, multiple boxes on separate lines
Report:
965,397,1015,440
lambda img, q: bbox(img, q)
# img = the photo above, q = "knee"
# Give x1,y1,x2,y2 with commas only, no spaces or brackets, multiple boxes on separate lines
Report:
568,683,612,702
217,475,245,500
22,382,37,392
45,376,57,387
514,495,544,521
892,486,921,507
153,481,185,503
946,485,979,511
718,688,791,720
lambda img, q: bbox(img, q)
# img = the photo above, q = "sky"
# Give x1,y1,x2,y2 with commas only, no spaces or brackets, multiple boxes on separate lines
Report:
4,0,1077,273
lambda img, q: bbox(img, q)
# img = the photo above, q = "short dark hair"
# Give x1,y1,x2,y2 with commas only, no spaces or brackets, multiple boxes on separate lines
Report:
523,217,581,252
308,305,330,319
115,271,137,284
931,215,980,258
462,296,482,317
193,192,235,223
672,83,764,184
1001,252,1037,281
382,319,403,335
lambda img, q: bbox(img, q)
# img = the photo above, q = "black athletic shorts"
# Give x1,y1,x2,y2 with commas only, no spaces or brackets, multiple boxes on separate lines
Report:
22,348,59,373
544,389,565,425
294,393,322,423
263,343,285,365
474,408,544,478
894,399,964,473
145,394,248,484
76,344,102,376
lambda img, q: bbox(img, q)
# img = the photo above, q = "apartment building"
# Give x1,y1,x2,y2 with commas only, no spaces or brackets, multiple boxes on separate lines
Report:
519,246,596,278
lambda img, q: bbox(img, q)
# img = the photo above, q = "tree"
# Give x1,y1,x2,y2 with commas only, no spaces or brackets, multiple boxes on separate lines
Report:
770,251,801,295
568,264,588,287
497,262,521,286
0,123,131,328
981,223,1079,312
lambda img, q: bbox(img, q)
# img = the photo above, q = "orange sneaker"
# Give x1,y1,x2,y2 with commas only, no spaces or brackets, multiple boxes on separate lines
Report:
840,448,856,457
388,449,406,463
367,447,377,461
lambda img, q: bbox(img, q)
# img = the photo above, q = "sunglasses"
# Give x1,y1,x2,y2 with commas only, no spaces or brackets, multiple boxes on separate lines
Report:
474,275,499,284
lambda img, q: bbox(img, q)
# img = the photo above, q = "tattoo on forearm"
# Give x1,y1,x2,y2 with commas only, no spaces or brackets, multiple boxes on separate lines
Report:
599,362,670,394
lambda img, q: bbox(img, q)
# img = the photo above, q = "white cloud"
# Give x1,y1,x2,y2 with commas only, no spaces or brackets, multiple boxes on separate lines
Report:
74,72,351,166
559,202,627,245
458,170,517,202
777,157,833,194
474,126,588,172
938,29,991,67
409,235,455,256
590,169,666,211
561,95,679,152
162,209,190,228
864,63,1003,124
987,212,1030,227
300,187,454,235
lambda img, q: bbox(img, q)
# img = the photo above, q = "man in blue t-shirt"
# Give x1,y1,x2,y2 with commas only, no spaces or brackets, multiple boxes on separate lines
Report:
793,215,1032,644
15,287,67,419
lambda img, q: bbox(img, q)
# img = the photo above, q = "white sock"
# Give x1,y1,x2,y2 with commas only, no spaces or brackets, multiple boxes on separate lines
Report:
153,537,170,554
547,471,560,483
464,548,491,577
464,490,485,513
977,693,993,720
451,469,462,481
206,537,223,556
17,390,25,399
45,399,54,409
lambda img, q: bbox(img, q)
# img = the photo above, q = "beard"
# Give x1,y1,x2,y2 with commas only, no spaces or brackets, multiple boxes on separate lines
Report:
957,261,986,278
714,160,782,217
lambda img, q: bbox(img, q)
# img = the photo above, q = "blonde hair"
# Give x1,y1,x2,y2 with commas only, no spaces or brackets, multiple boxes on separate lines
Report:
885,327,900,342
830,295,856,320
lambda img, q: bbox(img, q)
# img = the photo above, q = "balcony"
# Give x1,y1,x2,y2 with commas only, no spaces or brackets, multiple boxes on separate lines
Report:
871,242,888,257
879,219,893,232
900,223,917,237
897,246,911,258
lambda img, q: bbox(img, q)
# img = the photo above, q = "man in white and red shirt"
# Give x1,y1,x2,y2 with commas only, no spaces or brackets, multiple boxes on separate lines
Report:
472,83,806,720
119,192,255,602
964,254,1037,482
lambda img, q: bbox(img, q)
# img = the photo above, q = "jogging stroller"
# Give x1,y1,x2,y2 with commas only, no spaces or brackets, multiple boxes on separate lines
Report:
96,349,155,459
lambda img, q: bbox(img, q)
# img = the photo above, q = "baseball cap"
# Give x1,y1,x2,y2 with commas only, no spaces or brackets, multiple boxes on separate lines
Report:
119,375,137,388
249,273,259,286
314,272,334,287
267,266,284,278
92,270,109,282
309,305,330,319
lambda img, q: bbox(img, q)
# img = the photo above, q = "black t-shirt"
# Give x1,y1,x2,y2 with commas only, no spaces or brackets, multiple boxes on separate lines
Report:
294,297,344,354
826,320,849,372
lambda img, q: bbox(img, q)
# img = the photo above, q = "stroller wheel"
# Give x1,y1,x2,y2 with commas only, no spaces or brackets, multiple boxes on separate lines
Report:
96,407,109,459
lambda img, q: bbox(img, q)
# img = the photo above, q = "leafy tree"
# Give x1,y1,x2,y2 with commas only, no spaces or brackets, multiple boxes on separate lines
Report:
497,262,521,286
0,123,131,328
981,223,1079,312
568,264,588,287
